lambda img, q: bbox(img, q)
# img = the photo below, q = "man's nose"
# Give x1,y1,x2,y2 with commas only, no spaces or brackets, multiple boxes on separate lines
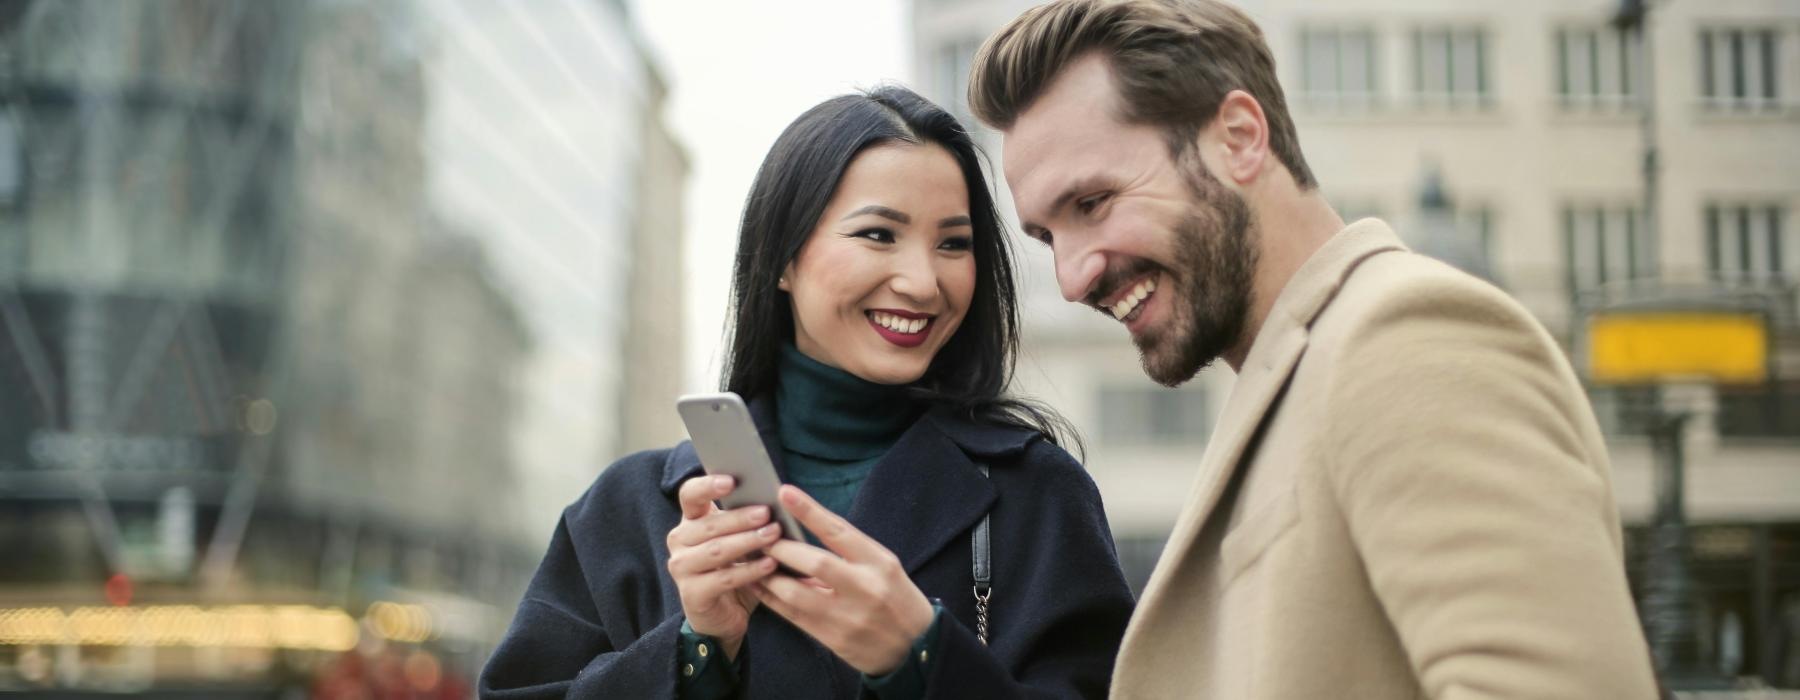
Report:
1055,241,1105,303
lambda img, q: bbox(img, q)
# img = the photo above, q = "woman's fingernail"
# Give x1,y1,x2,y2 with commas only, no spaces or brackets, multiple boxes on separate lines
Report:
760,524,779,538
751,506,769,523
714,475,732,490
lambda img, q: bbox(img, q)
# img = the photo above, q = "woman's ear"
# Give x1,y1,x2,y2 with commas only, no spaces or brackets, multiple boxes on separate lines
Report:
777,264,794,292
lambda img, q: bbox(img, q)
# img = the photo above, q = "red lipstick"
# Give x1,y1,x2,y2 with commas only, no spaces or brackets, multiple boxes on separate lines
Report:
867,309,933,348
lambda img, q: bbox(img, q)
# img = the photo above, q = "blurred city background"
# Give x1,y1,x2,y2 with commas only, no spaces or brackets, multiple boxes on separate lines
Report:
0,0,1794,697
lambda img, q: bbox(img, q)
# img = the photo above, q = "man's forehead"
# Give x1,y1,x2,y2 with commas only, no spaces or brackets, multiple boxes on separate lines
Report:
1011,58,1115,137
1003,56,1122,209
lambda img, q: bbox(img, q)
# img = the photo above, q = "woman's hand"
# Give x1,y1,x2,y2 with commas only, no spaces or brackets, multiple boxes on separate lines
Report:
666,475,784,660
752,485,935,676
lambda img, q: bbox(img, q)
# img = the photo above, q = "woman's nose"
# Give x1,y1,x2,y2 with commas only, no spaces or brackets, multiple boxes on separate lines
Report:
888,250,940,302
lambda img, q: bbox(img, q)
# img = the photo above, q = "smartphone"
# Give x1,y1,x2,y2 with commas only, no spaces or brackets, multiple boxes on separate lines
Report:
675,392,805,544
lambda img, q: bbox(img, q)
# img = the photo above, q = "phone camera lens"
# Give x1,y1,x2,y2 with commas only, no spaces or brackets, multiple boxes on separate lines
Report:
711,404,720,412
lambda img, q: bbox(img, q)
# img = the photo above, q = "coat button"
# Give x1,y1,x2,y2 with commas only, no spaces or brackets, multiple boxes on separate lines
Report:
919,650,929,664
697,643,709,658
682,663,695,677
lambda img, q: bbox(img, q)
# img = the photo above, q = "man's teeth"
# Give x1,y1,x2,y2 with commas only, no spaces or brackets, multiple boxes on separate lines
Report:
871,312,928,334
1110,279,1157,320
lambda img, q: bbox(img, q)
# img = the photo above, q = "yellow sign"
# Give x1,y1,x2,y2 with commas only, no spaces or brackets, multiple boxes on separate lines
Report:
1587,312,1768,384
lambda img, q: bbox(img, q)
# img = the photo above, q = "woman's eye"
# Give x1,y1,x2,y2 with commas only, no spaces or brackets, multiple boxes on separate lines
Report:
939,236,973,252
851,228,895,243
1077,193,1110,215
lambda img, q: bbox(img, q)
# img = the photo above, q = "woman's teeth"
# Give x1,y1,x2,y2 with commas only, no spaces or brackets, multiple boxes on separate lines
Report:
1111,279,1156,320
871,311,927,334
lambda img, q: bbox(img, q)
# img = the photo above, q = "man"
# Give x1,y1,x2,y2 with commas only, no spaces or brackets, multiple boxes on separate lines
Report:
968,1,1660,697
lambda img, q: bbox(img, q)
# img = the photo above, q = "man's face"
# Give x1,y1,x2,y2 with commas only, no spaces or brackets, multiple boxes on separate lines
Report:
1003,54,1258,386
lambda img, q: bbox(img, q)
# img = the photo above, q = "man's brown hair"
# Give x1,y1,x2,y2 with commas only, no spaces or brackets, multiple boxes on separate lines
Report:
968,0,1315,189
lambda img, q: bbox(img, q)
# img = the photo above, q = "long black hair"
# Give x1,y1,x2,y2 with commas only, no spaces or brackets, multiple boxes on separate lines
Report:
720,84,1080,454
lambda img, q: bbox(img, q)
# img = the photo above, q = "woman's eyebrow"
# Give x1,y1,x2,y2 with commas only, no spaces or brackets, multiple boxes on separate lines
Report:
841,205,910,224
939,215,972,228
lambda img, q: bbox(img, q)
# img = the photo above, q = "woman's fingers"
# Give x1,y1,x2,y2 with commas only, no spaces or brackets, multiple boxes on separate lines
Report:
778,485,885,564
754,573,835,626
745,488,934,677
763,539,855,589
676,474,733,520
670,501,769,549
682,558,778,607
668,521,782,576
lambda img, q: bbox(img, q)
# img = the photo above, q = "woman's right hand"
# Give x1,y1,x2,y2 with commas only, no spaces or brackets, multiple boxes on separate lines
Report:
666,474,783,660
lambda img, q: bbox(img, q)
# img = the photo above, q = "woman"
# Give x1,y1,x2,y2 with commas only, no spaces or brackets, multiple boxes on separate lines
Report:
479,86,1133,699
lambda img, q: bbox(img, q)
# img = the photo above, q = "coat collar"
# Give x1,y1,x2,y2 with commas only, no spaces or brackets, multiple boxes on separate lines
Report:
1132,219,1406,608
659,396,1037,574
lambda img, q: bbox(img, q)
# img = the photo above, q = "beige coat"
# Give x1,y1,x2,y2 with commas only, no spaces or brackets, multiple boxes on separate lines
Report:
1110,220,1659,699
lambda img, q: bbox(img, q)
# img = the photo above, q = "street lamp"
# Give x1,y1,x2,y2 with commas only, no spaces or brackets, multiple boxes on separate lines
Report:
1598,0,1741,689
1612,0,1647,30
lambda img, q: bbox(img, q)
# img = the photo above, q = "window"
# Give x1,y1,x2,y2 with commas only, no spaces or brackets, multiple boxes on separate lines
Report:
1412,27,1491,106
1556,25,1638,109
1564,205,1653,294
0,111,20,210
1462,205,1497,273
1466,206,1496,261
1699,28,1782,110
1300,27,1379,106
1717,380,1800,439
1588,386,1662,437
1413,204,1500,280
934,38,982,128
1096,385,1210,447
1705,204,1791,283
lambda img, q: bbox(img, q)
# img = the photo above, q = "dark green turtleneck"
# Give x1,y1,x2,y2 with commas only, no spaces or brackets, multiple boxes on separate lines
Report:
776,343,921,519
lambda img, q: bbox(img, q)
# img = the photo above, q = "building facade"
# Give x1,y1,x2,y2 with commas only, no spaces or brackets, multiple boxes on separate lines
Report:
0,0,685,694
912,0,1800,687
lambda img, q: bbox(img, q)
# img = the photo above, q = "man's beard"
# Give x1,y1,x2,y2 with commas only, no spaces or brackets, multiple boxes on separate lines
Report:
1120,155,1259,387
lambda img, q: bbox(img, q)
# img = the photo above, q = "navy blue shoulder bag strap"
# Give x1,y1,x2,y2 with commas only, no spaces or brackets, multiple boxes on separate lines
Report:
972,463,992,645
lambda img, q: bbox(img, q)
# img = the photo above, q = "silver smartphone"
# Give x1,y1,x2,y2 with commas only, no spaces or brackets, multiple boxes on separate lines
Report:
675,392,805,543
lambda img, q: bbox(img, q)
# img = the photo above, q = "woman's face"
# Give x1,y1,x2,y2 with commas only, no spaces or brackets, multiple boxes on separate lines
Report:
781,142,977,385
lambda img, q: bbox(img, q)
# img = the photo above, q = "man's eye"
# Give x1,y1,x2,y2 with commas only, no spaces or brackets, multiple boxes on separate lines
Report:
1034,230,1054,246
1077,193,1109,215
851,228,895,243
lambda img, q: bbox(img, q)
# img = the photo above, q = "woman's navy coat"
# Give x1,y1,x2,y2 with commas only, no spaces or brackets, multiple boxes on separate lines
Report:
479,399,1135,699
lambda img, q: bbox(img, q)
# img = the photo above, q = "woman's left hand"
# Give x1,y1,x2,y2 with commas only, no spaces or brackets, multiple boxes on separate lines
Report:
751,485,936,676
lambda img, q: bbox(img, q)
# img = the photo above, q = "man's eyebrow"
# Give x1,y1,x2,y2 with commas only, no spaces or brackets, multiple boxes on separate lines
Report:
1022,175,1106,229
1048,175,1109,216
841,205,910,224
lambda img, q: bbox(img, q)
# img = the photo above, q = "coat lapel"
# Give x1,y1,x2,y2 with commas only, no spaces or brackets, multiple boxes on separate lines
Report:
1129,220,1407,616
847,410,1000,574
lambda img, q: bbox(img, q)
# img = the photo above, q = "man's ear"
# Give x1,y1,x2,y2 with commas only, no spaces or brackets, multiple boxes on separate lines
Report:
1203,89,1270,186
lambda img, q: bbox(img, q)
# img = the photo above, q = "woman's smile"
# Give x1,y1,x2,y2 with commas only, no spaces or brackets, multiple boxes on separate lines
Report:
866,309,934,347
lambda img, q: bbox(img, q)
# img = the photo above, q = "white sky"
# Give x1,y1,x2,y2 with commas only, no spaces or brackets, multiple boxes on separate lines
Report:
626,0,913,392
